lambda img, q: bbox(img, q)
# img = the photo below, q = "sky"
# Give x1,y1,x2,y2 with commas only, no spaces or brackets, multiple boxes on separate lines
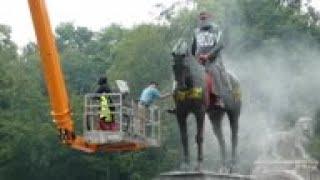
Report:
0,0,319,48
0,0,175,47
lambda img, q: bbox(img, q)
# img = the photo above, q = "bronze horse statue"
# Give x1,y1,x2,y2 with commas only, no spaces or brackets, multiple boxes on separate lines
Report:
171,40,242,172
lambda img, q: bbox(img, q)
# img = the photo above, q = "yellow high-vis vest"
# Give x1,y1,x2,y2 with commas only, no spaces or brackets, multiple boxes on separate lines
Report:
100,95,112,122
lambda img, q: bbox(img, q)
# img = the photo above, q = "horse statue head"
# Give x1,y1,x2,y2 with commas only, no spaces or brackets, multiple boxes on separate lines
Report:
171,39,198,91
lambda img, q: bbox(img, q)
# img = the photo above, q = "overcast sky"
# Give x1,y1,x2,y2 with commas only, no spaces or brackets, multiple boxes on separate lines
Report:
0,0,319,48
0,0,175,47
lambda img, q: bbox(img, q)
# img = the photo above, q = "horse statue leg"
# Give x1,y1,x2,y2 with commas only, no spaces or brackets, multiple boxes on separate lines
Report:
177,110,190,170
194,108,205,171
227,110,240,173
208,109,227,173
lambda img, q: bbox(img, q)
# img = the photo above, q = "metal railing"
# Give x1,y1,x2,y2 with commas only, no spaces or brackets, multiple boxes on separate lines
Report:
83,93,160,146
132,102,161,147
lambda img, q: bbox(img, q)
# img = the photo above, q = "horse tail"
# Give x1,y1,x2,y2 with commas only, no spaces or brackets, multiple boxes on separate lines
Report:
227,71,242,102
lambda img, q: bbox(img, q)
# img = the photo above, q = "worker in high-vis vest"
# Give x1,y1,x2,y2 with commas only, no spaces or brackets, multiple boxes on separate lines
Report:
95,77,116,131
100,95,112,123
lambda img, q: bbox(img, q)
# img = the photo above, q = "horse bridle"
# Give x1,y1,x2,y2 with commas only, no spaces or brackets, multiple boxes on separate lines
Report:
172,54,190,90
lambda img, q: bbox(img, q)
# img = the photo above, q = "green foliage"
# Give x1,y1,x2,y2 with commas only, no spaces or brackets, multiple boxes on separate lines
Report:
108,25,171,96
56,23,94,52
1,0,320,179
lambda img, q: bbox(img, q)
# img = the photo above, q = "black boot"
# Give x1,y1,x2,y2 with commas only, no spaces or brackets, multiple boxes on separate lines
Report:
213,97,225,109
210,94,225,110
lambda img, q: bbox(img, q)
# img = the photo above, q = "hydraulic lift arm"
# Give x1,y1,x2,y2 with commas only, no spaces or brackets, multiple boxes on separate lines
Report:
28,0,149,153
28,0,97,153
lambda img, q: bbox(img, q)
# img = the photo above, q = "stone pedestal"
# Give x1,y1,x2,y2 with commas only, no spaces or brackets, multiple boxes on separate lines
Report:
155,171,253,180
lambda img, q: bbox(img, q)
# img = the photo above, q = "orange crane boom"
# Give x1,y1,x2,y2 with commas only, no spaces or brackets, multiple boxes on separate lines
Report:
28,0,97,153
27,0,150,153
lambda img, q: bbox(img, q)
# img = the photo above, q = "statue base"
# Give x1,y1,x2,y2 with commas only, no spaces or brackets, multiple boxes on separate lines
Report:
155,171,253,180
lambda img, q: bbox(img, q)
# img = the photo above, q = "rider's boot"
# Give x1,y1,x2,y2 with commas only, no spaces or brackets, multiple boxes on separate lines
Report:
214,97,225,109
210,93,225,109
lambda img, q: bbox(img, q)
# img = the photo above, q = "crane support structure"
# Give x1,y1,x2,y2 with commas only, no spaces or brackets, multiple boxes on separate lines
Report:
28,0,97,153
27,0,157,153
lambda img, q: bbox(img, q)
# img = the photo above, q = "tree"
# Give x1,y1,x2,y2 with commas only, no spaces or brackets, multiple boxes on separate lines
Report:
108,25,172,96
56,22,77,50
1,1,320,178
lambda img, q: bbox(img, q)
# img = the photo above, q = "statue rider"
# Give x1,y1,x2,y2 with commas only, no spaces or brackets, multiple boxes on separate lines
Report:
191,11,227,109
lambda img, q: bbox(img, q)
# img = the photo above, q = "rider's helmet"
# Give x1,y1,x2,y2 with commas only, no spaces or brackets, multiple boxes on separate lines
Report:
199,11,211,20
198,11,213,28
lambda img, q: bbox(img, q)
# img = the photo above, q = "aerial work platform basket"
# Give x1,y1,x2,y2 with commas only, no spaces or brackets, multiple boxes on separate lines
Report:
83,93,161,151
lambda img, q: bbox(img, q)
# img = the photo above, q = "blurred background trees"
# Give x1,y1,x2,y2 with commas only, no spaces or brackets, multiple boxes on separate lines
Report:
0,0,320,179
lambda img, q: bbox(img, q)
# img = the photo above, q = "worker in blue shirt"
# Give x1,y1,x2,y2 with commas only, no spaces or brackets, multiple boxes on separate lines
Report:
137,82,170,135
139,82,169,107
